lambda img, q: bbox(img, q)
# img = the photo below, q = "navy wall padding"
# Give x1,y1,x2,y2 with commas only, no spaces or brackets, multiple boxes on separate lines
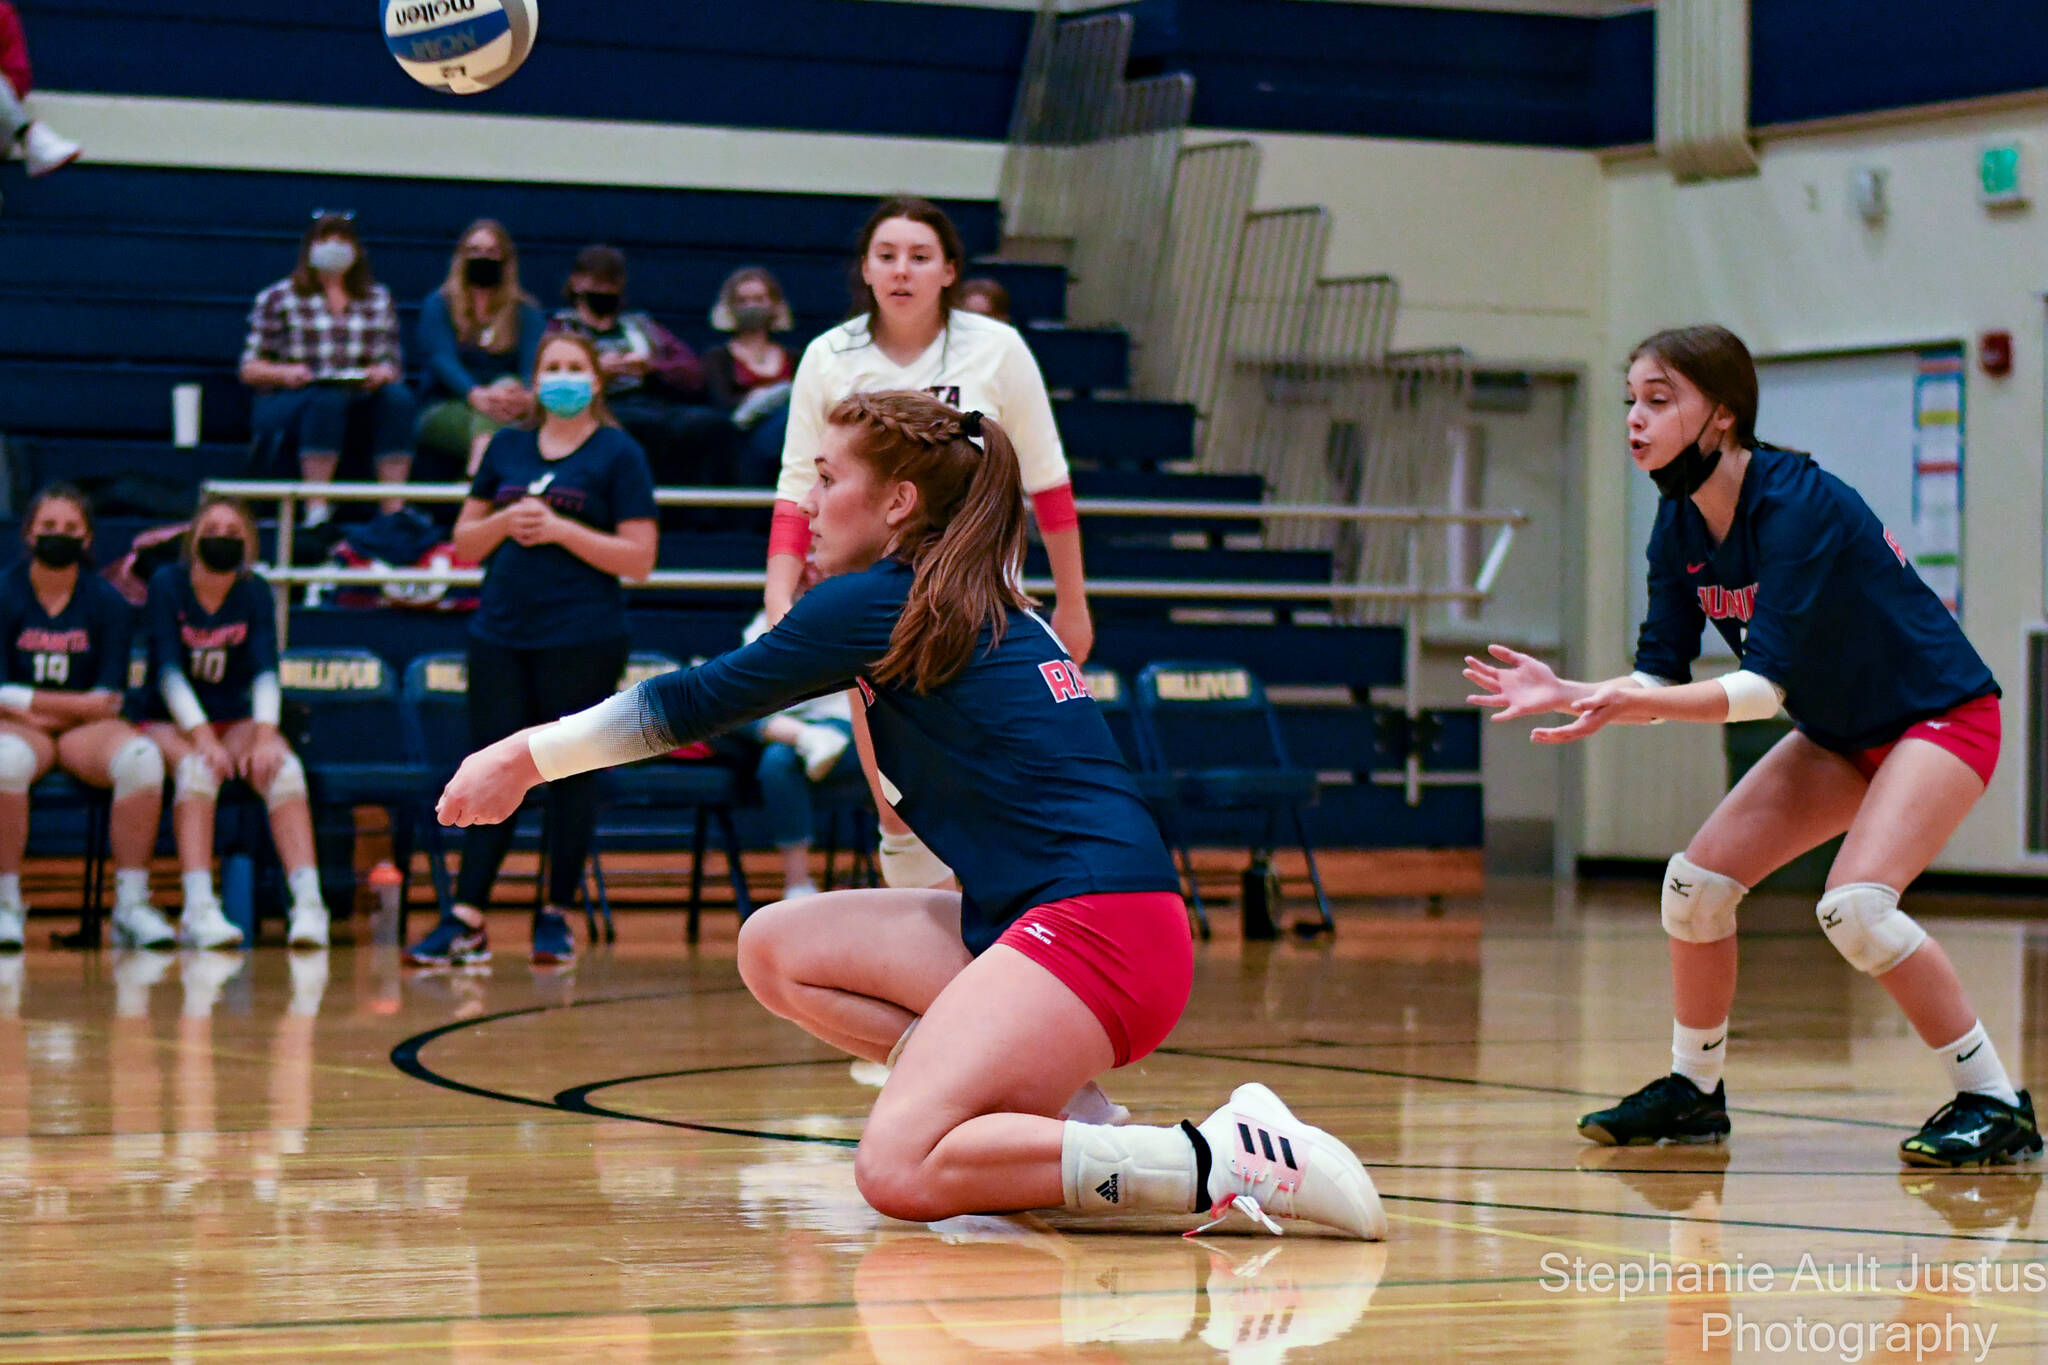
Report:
27,0,1032,140
1750,0,2048,128
2,164,1005,257
1590,9,1654,148
1171,0,1624,147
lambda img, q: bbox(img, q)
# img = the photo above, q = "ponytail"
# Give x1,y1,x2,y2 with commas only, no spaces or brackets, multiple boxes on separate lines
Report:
826,392,1030,692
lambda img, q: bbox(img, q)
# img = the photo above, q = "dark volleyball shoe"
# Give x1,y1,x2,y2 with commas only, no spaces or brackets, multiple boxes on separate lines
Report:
403,914,491,968
530,909,577,967
1900,1090,2044,1169
1578,1074,1731,1147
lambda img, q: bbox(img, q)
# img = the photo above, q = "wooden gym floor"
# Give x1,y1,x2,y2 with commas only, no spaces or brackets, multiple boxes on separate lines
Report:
2,874,2047,1362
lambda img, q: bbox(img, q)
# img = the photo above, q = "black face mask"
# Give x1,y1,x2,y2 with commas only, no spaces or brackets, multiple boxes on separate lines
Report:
196,536,246,573
1648,414,1725,500
464,257,505,289
578,290,622,319
30,533,85,570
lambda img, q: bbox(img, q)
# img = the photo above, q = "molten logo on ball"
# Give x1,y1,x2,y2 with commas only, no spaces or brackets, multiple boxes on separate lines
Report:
382,0,537,95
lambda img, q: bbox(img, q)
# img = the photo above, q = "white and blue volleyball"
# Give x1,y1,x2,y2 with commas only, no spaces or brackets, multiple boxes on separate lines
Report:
383,0,537,95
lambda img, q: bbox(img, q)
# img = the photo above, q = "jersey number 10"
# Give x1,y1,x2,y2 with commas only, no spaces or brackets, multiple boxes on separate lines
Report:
32,652,69,685
191,648,228,684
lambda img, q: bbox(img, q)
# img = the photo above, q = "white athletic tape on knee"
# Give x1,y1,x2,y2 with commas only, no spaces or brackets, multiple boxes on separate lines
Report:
879,829,953,889
264,752,306,809
1817,882,1925,975
174,752,220,804
1660,852,1747,943
0,733,35,794
109,736,164,802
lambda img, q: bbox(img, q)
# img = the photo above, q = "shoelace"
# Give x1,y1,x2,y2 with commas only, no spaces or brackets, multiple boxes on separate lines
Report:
1186,1192,1286,1238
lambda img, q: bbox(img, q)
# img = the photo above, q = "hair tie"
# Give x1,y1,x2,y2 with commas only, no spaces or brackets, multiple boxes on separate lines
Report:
960,410,985,439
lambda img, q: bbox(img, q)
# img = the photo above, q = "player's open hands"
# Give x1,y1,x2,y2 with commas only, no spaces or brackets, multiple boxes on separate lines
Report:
1532,682,1648,744
438,732,544,827
1464,645,1572,722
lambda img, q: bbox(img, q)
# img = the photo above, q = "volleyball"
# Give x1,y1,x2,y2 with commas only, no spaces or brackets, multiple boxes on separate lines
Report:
382,0,537,96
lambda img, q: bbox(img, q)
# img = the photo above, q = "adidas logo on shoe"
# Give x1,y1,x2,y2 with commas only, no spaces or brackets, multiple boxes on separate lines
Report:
1094,1174,1120,1204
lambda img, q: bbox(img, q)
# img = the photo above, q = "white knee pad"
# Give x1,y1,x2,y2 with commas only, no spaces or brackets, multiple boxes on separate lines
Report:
108,736,164,802
174,752,220,805
1817,883,1926,976
0,733,35,794
264,752,307,809
1660,852,1747,943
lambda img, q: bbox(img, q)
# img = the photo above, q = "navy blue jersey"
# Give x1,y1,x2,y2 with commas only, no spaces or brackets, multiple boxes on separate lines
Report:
0,561,130,693
467,425,658,650
636,559,1181,950
1633,446,1997,752
141,564,279,724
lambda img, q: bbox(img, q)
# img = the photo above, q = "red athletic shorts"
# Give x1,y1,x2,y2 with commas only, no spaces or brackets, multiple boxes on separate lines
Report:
993,891,1194,1068
1845,693,2000,786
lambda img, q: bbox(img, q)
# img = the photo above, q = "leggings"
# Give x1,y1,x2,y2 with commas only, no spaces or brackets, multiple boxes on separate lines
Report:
456,634,628,909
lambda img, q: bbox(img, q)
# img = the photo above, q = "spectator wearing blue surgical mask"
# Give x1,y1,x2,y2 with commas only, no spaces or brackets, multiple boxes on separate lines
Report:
239,211,415,524
403,329,657,972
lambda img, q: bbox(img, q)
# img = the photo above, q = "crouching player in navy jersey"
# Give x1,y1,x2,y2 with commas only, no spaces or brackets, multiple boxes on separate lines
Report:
138,496,330,951
0,484,174,950
439,390,1386,1239
1468,325,2033,1168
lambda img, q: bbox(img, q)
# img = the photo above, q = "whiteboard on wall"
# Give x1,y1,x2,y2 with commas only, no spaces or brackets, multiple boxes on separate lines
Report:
1624,346,1940,664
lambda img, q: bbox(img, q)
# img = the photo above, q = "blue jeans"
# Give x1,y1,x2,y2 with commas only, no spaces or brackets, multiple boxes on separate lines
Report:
753,717,853,846
252,382,417,464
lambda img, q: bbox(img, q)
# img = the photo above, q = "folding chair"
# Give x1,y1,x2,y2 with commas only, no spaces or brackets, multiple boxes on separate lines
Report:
1134,661,1333,939
1082,666,1209,939
280,647,451,939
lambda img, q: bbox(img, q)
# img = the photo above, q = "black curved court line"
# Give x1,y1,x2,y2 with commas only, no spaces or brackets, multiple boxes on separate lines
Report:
391,990,863,1147
394,992,2043,1244
1159,1045,1901,1130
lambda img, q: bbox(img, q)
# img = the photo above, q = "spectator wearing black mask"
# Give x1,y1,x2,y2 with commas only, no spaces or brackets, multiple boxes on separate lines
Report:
701,267,796,489
416,219,544,479
548,245,739,499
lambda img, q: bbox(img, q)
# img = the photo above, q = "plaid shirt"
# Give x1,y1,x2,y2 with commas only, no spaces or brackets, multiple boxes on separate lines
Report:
240,278,403,378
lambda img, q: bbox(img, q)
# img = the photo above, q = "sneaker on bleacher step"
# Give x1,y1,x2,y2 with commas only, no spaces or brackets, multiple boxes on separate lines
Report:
178,897,243,951
0,902,22,952
112,900,177,951
404,913,490,968
21,123,80,177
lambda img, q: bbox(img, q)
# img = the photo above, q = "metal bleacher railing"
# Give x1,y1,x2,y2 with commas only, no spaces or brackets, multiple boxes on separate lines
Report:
207,480,1525,806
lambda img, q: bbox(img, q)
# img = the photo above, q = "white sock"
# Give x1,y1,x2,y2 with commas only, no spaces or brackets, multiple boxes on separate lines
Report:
182,870,217,911
287,866,325,910
1060,1121,1197,1214
0,873,20,910
114,868,151,908
1937,1022,2020,1107
1671,1019,1728,1093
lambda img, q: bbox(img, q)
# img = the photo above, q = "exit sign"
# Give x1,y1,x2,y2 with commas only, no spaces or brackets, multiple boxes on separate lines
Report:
1981,141,2029,208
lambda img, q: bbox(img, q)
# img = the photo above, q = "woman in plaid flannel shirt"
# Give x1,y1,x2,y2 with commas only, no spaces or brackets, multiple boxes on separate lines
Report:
239,212,416,524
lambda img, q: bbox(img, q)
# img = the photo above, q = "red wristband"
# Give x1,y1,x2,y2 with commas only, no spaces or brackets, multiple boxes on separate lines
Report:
768,501,812,559
1031,483,1079,534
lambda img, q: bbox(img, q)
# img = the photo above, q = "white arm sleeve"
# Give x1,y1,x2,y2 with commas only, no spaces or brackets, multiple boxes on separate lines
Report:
997,326,1070,494
774,334,834,506
1627,671,1675,690
528,686,669,782
160,668,209,732
1717,669,1787,723
0,684,32,714
252,671,281,726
